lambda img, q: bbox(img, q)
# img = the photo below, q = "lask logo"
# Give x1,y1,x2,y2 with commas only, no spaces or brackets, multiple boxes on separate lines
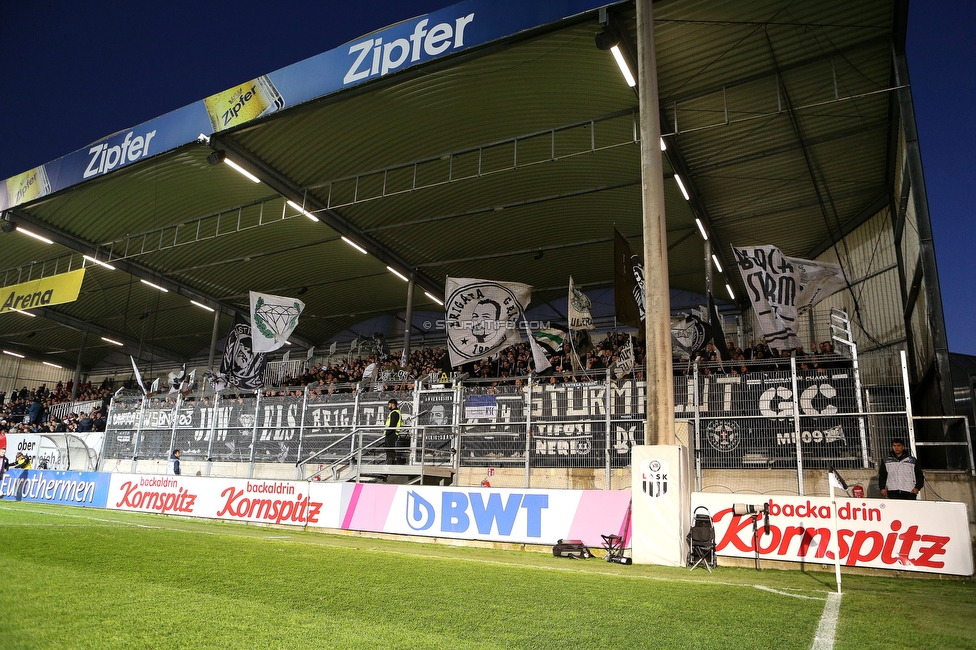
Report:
642,459,669,499
407,491,435,531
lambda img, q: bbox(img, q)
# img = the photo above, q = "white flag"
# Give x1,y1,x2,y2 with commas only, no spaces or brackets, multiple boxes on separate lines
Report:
524,322,551,373
828,471,848,491
614,334,636,379
568,276,595,330
150,377,160,394
180,368,196,393
307,346,315,361
444,277,532,367
282,350,291,363
350,338,358,351
329,341,337,355
249,291,305,354
731,244,847,350
130,356,146,395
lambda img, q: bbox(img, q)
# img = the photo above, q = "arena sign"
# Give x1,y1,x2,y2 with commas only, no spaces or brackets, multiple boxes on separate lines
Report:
0,268,86,313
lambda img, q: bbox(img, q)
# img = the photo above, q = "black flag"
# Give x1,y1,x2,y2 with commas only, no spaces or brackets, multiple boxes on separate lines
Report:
220,312,268,389
613,227,645,329
708,293,732,361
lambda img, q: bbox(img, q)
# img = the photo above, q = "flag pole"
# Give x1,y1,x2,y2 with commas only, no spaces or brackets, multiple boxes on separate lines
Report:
829,471,843,594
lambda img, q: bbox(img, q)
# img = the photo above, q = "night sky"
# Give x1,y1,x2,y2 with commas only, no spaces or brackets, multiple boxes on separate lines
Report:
1,1,972,354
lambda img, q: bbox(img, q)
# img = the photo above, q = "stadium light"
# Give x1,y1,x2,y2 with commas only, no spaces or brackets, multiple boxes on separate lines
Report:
610,46,636,87
424,291,444,306
3,350,24,358
341,236,368,255
140,279,168,292
387,266,409,282
11,309,35,317
674,174,690,201
711,255,723,273
43,361,62,369
726,283,735,299
17,227,53,244
224,158,261,183
287,200,319,222
101,336,124,346
191,300,215,312
83,255,116,270
695,218,708,240
660,138,667,151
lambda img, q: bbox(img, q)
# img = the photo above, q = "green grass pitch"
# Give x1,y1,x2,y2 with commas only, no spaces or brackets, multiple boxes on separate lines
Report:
1,501,973,649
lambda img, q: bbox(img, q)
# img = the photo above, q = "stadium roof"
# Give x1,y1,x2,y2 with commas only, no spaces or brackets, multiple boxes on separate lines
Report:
0,0,912,372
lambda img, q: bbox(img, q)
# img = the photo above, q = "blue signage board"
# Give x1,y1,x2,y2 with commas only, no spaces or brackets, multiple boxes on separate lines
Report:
0,470,112,508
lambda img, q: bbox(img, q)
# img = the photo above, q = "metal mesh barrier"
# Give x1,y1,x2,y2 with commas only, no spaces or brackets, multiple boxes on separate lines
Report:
102,395,142,459
300,389,360,472
97,352,923,493
207,393,259,463
253,391,305,464
459,382,527,471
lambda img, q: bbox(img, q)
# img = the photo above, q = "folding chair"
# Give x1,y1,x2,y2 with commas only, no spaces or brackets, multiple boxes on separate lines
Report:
686,506,716,572
601,534,631,564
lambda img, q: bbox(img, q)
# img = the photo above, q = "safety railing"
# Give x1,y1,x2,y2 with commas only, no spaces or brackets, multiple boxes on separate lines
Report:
100,353,920,492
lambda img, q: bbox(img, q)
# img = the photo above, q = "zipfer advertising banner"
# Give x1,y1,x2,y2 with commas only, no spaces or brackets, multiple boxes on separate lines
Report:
0,470,111,508
691,493,973,576
0,0,610,211
102,474,631,547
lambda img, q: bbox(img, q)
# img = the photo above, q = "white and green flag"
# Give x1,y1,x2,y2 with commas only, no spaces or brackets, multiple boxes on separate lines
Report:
249,291,305,354
568,276,595,330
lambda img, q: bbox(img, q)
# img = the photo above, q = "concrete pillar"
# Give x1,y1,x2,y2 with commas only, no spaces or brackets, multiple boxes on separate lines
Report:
637,0,675,445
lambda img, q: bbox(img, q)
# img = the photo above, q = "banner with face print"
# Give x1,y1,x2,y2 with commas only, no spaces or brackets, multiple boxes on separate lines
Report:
444,277,532,367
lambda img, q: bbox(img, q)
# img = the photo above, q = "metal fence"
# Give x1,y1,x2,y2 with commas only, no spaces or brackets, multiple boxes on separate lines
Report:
100,353,934,493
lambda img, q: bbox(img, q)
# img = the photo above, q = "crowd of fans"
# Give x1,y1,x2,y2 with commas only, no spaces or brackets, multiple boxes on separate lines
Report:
0,380,111,434
271,331,850,393
684,339,851,376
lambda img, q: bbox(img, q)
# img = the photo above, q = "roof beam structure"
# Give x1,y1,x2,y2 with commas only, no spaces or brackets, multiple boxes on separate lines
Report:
4,206,315,351
209,134,444,300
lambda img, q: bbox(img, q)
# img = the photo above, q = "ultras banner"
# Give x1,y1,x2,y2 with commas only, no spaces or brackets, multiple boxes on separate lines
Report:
692,492,974,575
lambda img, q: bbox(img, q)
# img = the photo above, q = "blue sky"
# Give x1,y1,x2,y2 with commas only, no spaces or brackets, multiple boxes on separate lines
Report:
1,0,972,354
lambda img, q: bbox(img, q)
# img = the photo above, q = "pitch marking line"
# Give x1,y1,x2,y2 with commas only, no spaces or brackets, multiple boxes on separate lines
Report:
811,592,842,650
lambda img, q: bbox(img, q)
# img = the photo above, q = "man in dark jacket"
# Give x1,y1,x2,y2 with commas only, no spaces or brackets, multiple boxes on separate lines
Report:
168,449,181,475
878,438,924,500
77,412,93,432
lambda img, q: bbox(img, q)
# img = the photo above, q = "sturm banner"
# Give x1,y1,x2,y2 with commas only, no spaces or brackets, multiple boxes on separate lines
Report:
732,244,846,350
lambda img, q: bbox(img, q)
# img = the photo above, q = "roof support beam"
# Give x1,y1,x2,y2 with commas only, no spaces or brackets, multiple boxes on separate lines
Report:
659,33,891,106
4,207,314,351
209,135,444,300
34,307,184,364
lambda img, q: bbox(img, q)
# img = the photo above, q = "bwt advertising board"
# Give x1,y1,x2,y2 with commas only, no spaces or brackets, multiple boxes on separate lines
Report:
692,493,974,576
102,474,630,547
338,484,631,547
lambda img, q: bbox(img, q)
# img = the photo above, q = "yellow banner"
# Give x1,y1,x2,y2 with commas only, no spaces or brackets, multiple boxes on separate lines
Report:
0,268,86,313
